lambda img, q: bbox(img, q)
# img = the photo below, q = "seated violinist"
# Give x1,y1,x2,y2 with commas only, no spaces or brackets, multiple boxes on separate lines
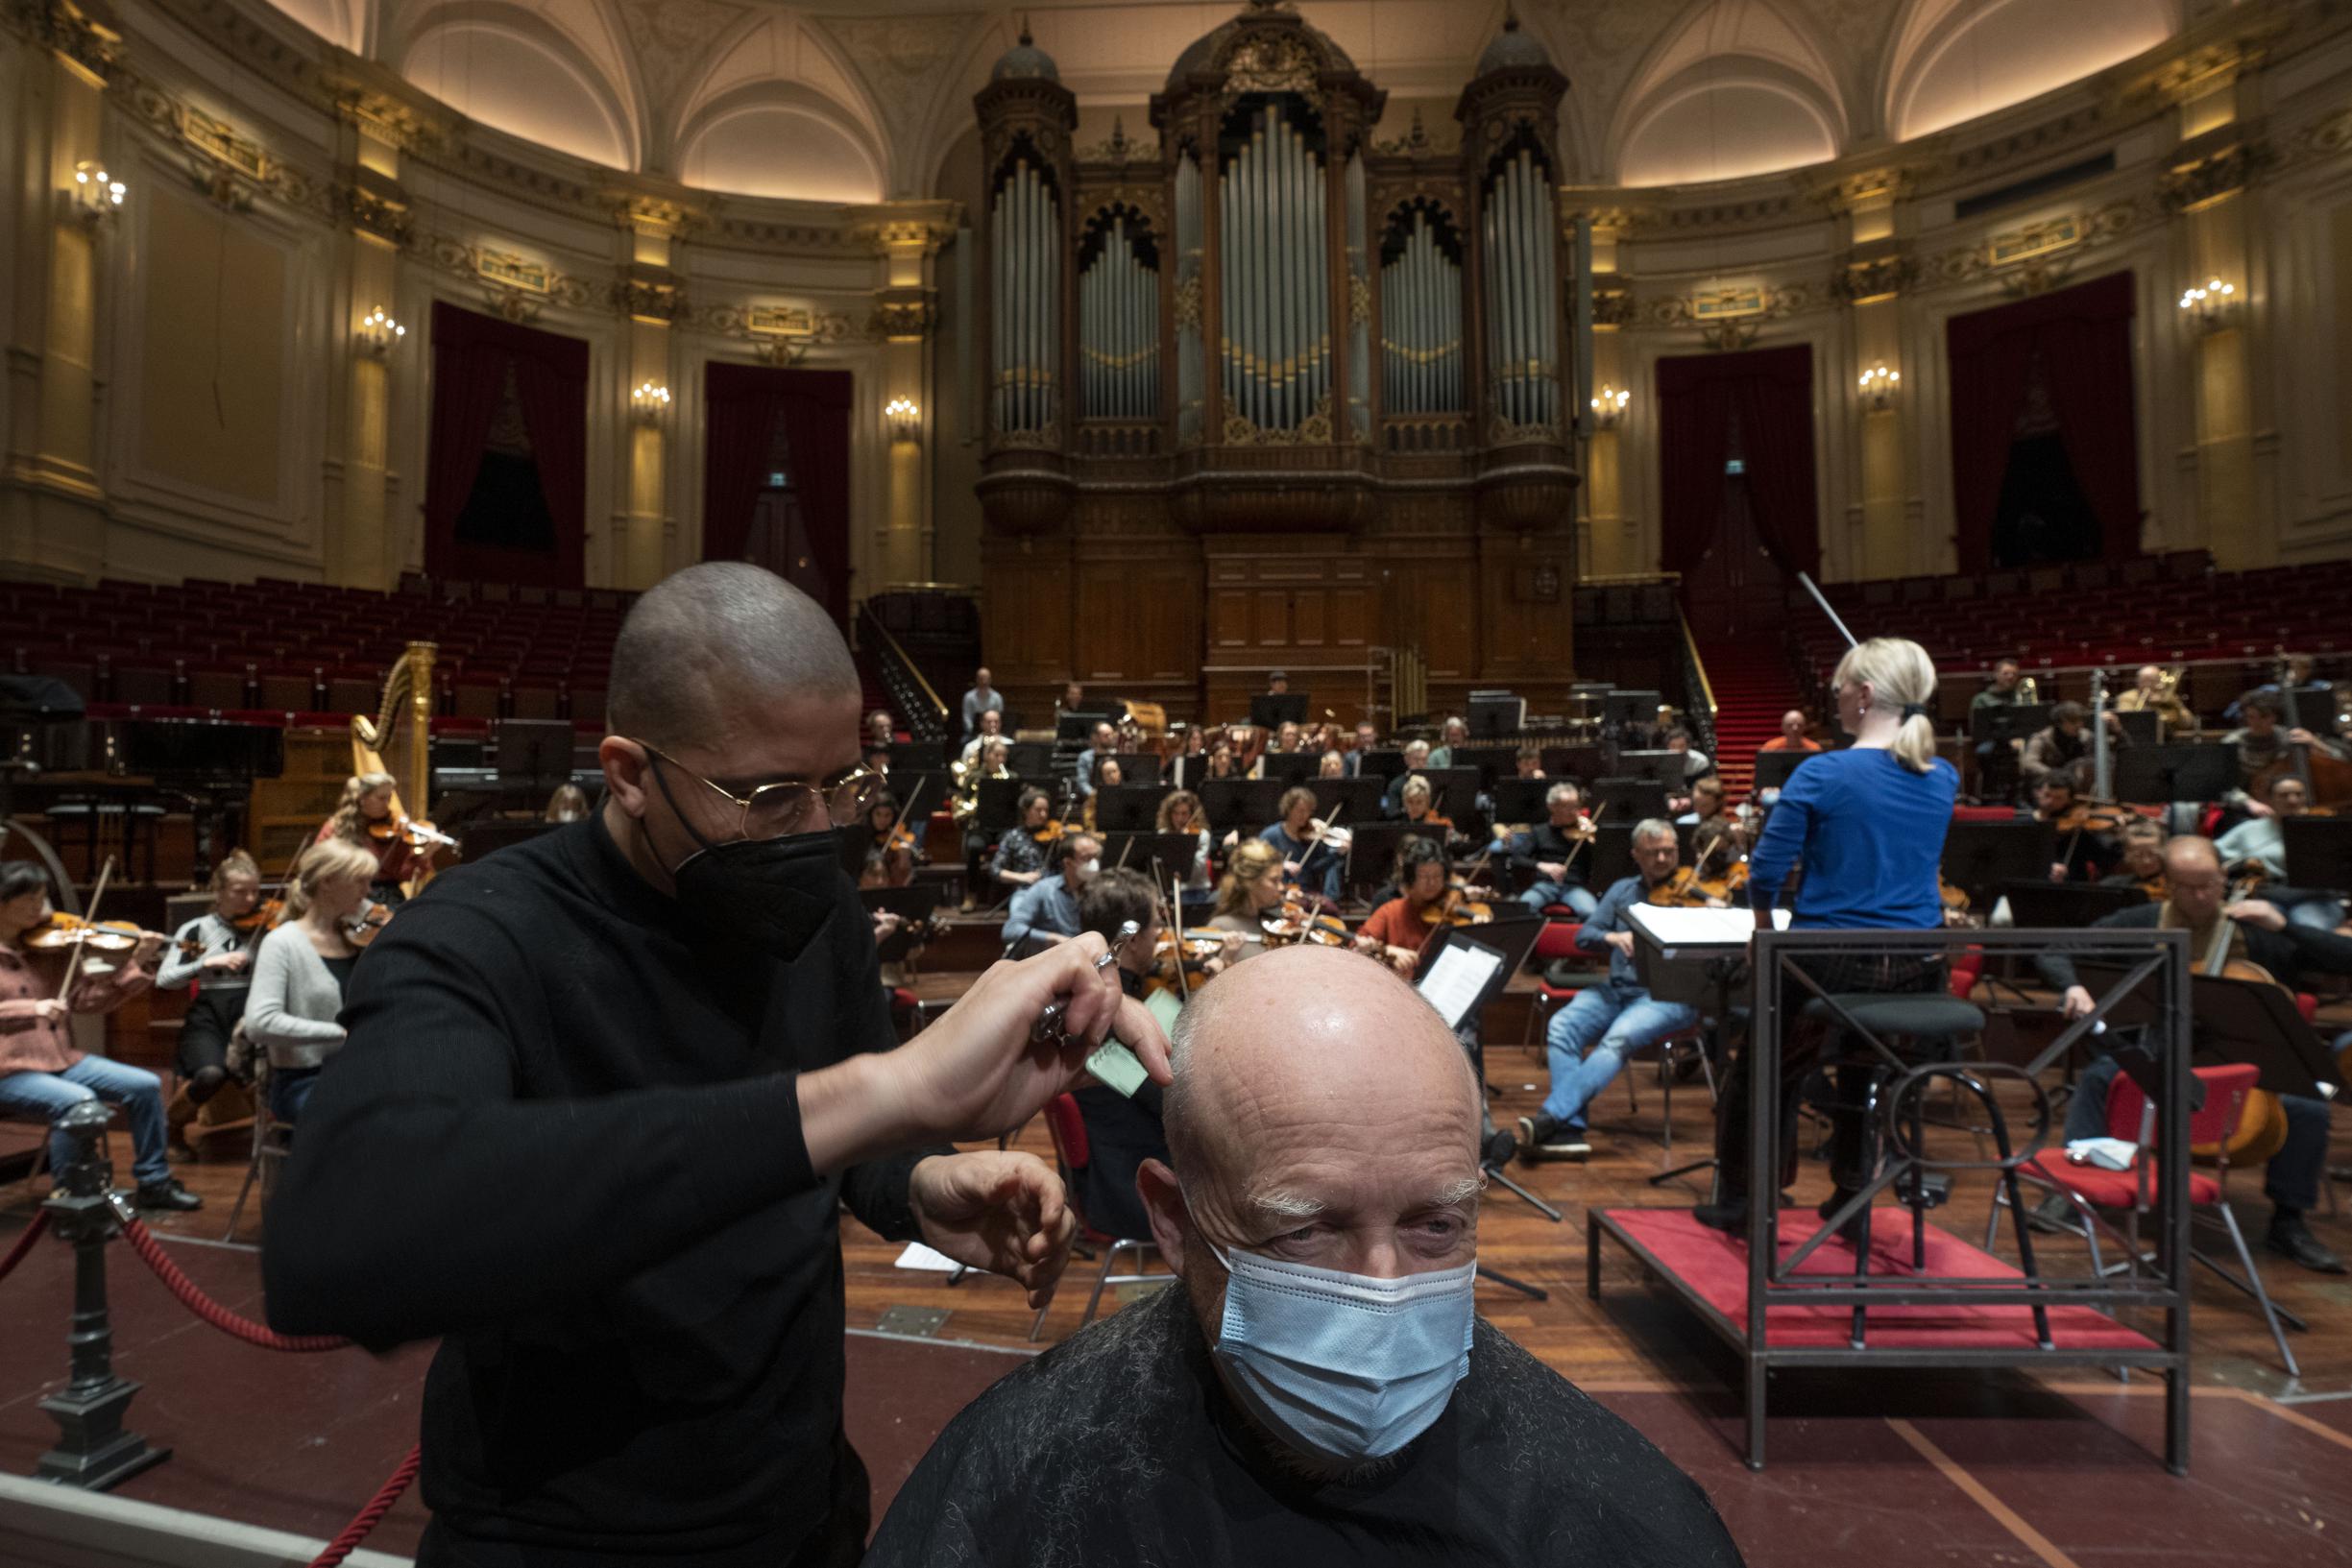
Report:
1067,870,1175,1242
861,792,916,888
0,862,200,1212
158,850,267,1156
2021,701,2124,791
2098,817,2170,902
1382,741,1434,811
1351,835,1456,980
1517,819,1697,1163
1203,839,1283,965
989,787,1058,890
1760,711,1821,754
1675,775,1731,832
1393,774,1454,835
317,769,448,905
1258,787,1345,905
1505,782,1599,919
2032,765,2123,882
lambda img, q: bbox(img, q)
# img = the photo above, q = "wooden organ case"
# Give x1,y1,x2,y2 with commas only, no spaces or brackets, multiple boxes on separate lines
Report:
973,5,1581,726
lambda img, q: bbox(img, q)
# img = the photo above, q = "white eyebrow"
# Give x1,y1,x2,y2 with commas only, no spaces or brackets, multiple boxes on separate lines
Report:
1429,1174,1485,1208
1249,1190,1327,1219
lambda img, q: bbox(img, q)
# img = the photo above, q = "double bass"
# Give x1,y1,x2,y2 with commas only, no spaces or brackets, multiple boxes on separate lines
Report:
2252,651,2352,809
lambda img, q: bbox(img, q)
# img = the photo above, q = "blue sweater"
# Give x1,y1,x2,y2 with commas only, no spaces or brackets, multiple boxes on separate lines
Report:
1747,748,1956,930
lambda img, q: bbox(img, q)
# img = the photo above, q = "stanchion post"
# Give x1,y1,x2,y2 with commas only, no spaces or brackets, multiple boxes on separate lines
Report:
34,1099,169,1490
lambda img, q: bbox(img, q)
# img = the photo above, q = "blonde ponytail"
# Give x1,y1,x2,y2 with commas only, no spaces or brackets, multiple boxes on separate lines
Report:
1831,637,1941,775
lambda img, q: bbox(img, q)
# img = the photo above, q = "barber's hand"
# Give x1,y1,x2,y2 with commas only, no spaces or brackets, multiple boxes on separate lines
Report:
2226,898,2288,933
2062,985,2096,1020
909,1150,1078,1311
883,935,1172,1143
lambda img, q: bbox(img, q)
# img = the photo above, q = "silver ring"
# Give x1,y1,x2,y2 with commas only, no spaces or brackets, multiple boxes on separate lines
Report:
1031,922,1137,1043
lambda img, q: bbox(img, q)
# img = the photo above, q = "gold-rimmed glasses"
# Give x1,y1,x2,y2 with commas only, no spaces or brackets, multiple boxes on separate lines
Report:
630,740,885,840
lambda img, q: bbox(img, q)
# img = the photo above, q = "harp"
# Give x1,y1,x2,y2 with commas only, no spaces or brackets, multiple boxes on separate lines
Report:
352,640,438,868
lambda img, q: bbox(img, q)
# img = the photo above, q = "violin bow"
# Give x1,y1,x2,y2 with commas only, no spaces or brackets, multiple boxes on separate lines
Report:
56,856,117,1000
1558,802,1608,873
1162,859,1193,1001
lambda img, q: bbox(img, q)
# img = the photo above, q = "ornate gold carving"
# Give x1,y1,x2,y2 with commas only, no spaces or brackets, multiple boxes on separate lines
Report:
870,289,936,339
22,0,120,84
1486,412,1564,446
1831,251,1915,305
1080,117,1159,165
1173,276,1203,331
1348,275,1371,326
1223,393,1334,446
620,265,685,324
2158,140,2273,212
340,179,411,245
1221,32,1318,100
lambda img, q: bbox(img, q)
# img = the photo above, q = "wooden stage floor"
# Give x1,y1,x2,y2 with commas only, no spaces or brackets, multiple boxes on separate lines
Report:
5,997,2352,1564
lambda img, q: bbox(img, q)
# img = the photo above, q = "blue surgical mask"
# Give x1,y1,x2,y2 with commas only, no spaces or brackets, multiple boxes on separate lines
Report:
1209,1242,1476,1466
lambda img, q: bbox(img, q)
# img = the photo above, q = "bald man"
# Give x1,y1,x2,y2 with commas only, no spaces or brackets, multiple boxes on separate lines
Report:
264,564,1170,1568
867,947,1742,1567
1760,710,1820,753
2039,835,2352,1273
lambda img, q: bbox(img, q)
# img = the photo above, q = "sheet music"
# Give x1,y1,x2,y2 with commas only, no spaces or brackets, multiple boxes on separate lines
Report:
1624,904,1789,953
1418,942,1503,1031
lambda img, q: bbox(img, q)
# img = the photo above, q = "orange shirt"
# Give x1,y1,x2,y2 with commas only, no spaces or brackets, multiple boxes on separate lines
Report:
1357,896,1437,956
1759,737,1822,754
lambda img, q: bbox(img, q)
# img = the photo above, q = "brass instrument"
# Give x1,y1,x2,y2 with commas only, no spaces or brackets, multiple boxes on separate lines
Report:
951,762,1012,827
2016,673,2039,706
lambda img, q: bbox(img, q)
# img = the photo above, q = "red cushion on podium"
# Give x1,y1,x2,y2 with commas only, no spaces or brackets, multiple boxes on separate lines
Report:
2025,1149,2219,1208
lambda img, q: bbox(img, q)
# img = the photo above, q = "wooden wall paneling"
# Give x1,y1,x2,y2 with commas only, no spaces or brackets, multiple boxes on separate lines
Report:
980,532,1075,707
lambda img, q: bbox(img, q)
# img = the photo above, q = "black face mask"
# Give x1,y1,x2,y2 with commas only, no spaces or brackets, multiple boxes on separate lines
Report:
649,761,839,960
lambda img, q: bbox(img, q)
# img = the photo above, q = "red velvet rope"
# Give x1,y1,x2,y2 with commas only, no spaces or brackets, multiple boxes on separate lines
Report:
115,1213,352,1352
0,1208,49,1286
306,1444,422,1568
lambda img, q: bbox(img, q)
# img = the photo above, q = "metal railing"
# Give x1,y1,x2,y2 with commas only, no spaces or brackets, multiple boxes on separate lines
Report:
1675,610,1717,760
857,605,950,741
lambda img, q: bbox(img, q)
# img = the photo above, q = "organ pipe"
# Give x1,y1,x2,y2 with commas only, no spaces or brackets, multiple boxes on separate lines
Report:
1079,215,1162,422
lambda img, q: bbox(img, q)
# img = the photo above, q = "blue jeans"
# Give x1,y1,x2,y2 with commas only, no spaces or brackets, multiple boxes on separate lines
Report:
1542,986,1699,1128
0,1055,169,1187
272,1066,323,1124
1518,881,1598,918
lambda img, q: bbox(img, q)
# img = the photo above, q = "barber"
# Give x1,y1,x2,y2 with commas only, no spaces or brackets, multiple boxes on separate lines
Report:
264,564,1171,1568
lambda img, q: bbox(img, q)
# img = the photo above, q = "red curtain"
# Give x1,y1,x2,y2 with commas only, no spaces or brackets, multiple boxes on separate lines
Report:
1946,271,2140,573
702,362,854,627
425,302,589,588
1655,344,1819,578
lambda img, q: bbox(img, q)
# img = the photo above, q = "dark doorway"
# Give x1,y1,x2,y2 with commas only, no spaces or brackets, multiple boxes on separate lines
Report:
1681,416,1788,639
741,415,830,607
1989,354,2102,567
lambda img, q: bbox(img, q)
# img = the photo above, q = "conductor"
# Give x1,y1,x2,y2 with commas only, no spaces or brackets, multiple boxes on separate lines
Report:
263,564,1171,1568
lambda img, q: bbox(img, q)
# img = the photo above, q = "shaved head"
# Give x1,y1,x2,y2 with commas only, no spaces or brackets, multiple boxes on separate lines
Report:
607,563,858,750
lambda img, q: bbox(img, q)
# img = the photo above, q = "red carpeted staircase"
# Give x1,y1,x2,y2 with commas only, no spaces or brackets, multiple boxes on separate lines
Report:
1700,636,1806,801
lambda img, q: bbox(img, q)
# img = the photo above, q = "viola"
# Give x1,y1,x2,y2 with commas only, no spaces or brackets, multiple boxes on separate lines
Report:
344,901,392,949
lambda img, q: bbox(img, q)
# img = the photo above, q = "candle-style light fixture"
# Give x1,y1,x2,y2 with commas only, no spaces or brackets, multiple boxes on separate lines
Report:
1588,385,1629,429
631,380,672,424
1858,362,1901,412
356,306,406,356
2177,277,2238,326
885,395,921,444
68,161,126,224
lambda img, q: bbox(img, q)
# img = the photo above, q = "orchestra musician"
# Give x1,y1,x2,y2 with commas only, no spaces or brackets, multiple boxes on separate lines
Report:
2098,817,2170,902
0,862,199,1213
1760,710,1820,754
2114,664,2194,737
1317,748,1346,780
1156,789,1216,909
960,665,1004,741
2225,690,2346,812
1502,781,1599,919
1350,835,1459,980
861,792,916,889
1699,636,1957,1234
1393,774,1453,835
1675,775,1732,833
1067,870,1175,1242
1273,720,1302,755
2224,655,2334,726
158,849,267,1156
960,708,1005,765
318,769,449,905
1203,839,1283,964
2040,834,2352,1273
1516,819,1696,1164
1345,720,1380,777
544,783,591,824
989,787,1059,890
1082,760,1125,832
1513,744,1546,780
2214,774,2347,931
1972,655,2031,798
1662,727,1711,782
865,711,896,750
1259,786,1346,905
1382,739,1434,812
1074,721,1117,802
2033,765,2126,883
264,564,1169,1567
1427,716,1469,769
1004,832,1102,952
1203,739,1240,783
2021,700,2125,791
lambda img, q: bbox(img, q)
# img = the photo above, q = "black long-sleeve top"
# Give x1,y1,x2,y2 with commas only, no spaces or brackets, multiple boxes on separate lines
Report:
2038,901,2352,994
1501,821,1591,888
262,811,946,1565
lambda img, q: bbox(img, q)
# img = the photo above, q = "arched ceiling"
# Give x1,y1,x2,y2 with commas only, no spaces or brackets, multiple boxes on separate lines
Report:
253,0,2194,201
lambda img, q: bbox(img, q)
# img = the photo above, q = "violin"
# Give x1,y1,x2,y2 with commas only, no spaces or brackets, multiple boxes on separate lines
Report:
344,901,392,949
230,897,285,933
1262,887,1350,947
1644,866,1723,909
1937,878,1980,929
2050,802,2135,836
1417,883,1493,928
367,812,460,852
24,911,179,956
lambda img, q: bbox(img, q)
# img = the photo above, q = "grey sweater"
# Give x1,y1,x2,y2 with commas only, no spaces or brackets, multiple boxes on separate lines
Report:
247,923,352,1070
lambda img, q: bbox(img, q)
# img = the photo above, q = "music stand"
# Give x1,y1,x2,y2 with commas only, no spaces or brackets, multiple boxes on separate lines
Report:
888,739,947,771
1092,784,1169,833
975,778,1026,834
1360,748,1409,781
1615,749,1687,786
1056,711,1110,743
1490,778,1557,825
1448,745,1517,785
2111,744,2239,806
1346,823,1448,892
1752,749,1821,792
2073,962,2335,1098
1589,777,1669,825
2115,711,2160,747
2283,816,2352,895
1969,702,2053,746
1603,689,1662,729
1249,693,1308,728
1467,694,1526,739
1101,831,1200,880
1584,824,1637,891
1998,880,2150,929
1311,777,1385,822
1939,819,2055,903
1100,752,1163,787
1006,741,1055,778
493,719,575,795
1258,750,1318,786
1200,778,1287,832
1540,743,1607,784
